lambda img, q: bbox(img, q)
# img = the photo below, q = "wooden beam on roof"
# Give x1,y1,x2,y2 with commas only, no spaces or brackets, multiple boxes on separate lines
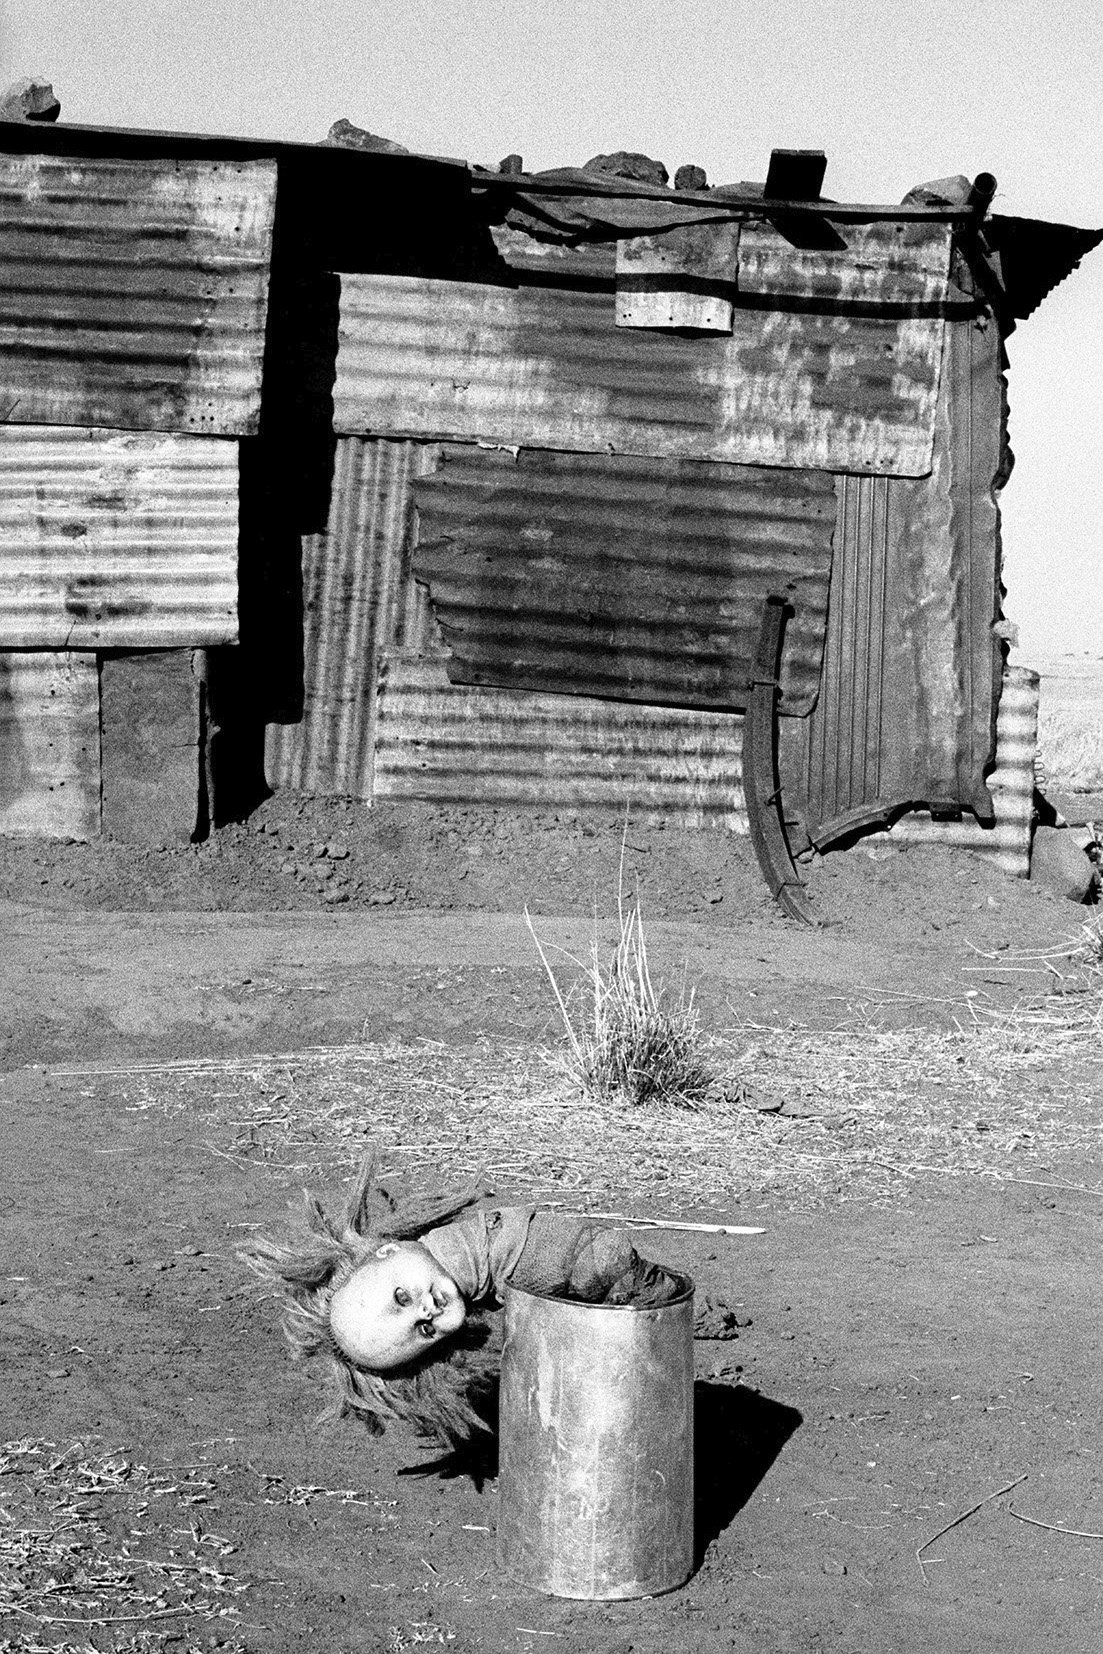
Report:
764,148,827,201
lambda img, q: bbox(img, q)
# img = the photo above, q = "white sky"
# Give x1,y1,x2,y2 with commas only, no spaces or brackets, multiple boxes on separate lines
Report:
2,0,1100,656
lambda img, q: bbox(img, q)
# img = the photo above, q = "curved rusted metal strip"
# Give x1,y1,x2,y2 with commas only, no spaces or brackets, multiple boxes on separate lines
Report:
744,595,819,925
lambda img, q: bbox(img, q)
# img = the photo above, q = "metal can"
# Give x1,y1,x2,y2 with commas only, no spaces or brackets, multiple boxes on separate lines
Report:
497,1273,695,1599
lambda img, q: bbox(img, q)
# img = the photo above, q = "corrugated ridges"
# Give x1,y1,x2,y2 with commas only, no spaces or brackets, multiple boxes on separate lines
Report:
264,438,440,796
334,272,945,476
0,152,276,435
873,666,1038,876
373,653,747,829
0,650,99,838
737,219,953,307
413,446,834,715
0,426,238,647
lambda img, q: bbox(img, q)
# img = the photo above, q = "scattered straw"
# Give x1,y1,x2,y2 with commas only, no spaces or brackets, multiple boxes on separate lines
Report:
0,1438,248,1653
54,980,1103,1215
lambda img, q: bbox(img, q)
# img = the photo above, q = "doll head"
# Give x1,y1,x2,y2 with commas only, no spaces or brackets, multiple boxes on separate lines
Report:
329,1237,467,1370
244,1151,497,1447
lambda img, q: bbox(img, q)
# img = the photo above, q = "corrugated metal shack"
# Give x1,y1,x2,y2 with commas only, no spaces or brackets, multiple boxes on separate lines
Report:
0,119,1098,911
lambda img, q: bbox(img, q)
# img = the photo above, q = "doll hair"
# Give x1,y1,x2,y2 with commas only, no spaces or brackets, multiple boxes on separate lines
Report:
244,1150,500,1448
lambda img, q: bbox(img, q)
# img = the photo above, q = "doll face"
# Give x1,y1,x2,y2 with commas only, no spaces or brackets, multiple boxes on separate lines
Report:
329,1240,466,1371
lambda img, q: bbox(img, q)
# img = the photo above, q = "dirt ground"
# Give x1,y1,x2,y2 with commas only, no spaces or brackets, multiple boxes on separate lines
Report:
3,800,1103,1654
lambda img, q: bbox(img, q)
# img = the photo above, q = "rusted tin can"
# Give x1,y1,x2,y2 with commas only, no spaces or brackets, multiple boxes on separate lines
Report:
497,1274,695,1599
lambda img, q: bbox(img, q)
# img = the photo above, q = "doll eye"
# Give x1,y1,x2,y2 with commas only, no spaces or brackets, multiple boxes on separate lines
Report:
416,1320,436,1339
394,1287,410,1307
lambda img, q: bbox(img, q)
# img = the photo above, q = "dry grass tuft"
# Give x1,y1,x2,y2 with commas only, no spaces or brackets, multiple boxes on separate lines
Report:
0,1438,247,1654
524,866,712,1110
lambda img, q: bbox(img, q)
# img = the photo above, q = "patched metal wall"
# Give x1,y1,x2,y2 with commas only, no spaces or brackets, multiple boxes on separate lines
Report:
373,653,747,829
263,436,754,823
413,446,835,714
0,650,99,839
792,315,1004,843
0,427,239,647
0,152,276,435
264,438,440,796
333,272,946,476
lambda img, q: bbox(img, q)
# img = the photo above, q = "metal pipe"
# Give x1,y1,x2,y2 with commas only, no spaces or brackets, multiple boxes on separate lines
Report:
967,172,998,215
497,1274,696,1600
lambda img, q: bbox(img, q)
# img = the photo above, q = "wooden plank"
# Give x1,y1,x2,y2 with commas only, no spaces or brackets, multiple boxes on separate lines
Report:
616,221,738,332
100,650,200,845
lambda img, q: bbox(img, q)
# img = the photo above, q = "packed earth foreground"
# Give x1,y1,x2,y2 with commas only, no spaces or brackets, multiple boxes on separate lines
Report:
2,802,1103,1654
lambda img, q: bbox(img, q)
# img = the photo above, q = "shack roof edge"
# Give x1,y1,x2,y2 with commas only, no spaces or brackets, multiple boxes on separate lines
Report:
1,117,1098,317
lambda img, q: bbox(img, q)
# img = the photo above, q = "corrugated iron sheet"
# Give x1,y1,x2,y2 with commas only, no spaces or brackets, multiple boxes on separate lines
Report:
0,426,238,647
983,215,1103,320
333,272,945,476
870,666,1038,876
0,650,99,838
789,315,1005,845
0,152,276,435
412,447,834,715
264,438,440,796
737,219,953,308
373,653,747,829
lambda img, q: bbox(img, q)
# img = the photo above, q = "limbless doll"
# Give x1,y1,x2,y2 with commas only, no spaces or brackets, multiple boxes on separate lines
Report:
245,1152,683,1448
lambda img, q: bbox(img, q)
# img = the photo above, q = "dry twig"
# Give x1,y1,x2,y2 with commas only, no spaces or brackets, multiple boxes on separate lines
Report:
1008,1506,1103,1539
916,1473,1027,1583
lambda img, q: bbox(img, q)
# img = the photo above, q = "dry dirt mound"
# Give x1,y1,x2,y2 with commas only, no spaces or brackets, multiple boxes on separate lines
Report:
0,793,1094,941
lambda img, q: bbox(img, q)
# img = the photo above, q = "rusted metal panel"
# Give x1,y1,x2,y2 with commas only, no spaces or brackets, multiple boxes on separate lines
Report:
412,447,835,715
373,653,747,829
0,650,98,838
490,224,615,283
737,219,953,308
100,650,201,844
789,315,1004,844
0,152,276,435
333,272,945,476
616,221,739,332
870,665,1038,876
0,427,238,647
264,438,440,797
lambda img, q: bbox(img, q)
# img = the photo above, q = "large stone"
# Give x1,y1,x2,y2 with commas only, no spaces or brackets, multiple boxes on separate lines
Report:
674,163,708,192
0,77,61,122
583,150,668,186
320,118,408,155
1030,824,1100,902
